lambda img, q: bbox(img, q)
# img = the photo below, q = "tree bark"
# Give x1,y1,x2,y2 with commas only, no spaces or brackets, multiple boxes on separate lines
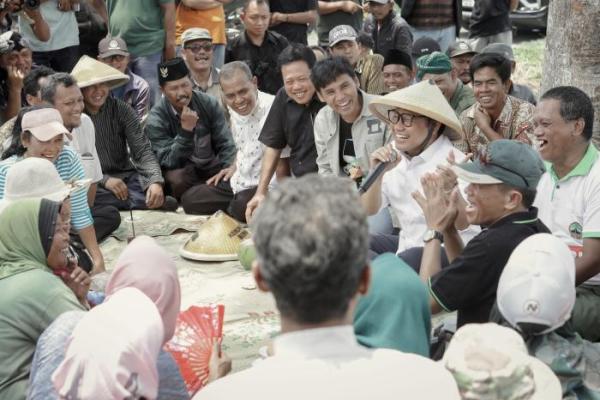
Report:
542,0,600,145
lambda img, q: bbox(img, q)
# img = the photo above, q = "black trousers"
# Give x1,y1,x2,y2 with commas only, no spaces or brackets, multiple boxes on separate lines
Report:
33,45,79,73
91,203,121,241
94,172,148,211
369,233,450,272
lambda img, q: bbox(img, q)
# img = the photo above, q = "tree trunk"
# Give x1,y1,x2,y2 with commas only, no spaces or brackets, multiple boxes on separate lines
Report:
542,0,600,145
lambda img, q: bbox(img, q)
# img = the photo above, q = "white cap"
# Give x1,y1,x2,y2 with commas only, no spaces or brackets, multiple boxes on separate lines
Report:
497,233,576,334
0,158,90,213
21,108,72,142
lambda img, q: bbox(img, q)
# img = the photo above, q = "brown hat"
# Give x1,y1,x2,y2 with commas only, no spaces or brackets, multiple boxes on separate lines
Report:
98,36,129,59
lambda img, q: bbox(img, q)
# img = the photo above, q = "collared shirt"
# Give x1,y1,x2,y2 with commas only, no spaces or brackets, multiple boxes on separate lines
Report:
457,94,536,157
259,88,325,177
535,145,600,284
430,208,550,327
230,91,275,193
191,67,223,102
112,69,150,122
87,97,163,189
449,80,475,117
355,54,386,95
194,326,460,399
225,31,289,95
68,114,103,183
381,135,479,252
363,11,413,58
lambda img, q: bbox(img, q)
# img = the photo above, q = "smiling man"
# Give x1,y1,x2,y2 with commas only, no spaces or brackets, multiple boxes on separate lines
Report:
381,49,413,94
181,27,222,101
533,86,600,341
413,139,548,327
458,53,535,158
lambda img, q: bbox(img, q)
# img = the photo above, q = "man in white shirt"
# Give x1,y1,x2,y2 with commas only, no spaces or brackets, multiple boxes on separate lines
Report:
218,61,275,222
361,79,478,269
194,174,460,399
533,86,600,341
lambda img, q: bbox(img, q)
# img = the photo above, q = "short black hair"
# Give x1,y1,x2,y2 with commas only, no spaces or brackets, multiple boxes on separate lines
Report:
242,0,269,12
469,53,512,83
23,66,55,97
311,56,356,91
356,31,374,50
277,43,316,70
41,73,78,104
1,104,54,160
541,86,595,141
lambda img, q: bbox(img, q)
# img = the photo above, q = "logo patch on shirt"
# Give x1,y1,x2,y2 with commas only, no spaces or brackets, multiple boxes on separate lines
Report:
569,221,582,240
367,119,383,135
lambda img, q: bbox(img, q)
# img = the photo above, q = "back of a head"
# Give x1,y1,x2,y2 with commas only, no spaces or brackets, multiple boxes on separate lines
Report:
540,86,595,141
40,72,77,104
497,233,576,335
251,174,368,324
278,43,317,71
23,65,55,98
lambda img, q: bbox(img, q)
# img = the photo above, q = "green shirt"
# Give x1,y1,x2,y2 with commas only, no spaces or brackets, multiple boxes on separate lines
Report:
107,0,174,57
449,80,475,117
0,270,83,400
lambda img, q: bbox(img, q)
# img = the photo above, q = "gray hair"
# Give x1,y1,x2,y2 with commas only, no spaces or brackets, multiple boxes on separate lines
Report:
41,73,78,104
219,61,253,84
251,174,369,324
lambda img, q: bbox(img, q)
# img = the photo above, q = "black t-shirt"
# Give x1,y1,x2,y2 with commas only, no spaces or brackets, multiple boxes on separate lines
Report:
338,117,354,171
469,0,511,38
269,0,317,45
259,87,325,177
317,0,363,46
430,208,550,328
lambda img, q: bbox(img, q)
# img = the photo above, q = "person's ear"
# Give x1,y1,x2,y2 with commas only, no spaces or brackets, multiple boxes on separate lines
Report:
503,78,512,94
505,188,523,211
316,89,325,103
357,264,371,296
573,117,586,138
252,261,270,293
20,131,30,148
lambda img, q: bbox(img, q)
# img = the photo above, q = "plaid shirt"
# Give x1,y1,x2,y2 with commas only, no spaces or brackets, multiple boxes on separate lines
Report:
456,95,535,157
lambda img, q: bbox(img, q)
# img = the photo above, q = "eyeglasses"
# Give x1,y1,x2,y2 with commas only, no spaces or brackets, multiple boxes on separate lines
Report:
387,110,426,127
184,43,213,53
103,55,126,63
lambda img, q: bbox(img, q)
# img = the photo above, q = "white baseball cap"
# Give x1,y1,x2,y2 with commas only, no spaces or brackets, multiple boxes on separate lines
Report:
21,108,72,142
0,158,90,213
497,233,576,334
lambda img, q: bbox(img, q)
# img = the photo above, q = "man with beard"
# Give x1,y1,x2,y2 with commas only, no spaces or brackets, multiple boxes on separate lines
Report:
447,40,477,86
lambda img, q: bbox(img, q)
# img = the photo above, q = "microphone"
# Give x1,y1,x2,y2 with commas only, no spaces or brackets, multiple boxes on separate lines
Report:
358,150,398,195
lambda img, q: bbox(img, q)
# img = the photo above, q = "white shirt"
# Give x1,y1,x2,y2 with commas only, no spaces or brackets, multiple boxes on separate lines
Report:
535,145,600,284
194,326,460,399
229,91,274,193
381,136,479,253
68,114,103,183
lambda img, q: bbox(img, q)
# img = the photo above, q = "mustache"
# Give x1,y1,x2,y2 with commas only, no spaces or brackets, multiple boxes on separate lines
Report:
176,95,189,102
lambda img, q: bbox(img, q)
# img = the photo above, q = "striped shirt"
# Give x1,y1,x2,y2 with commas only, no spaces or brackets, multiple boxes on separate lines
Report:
406,0,454,28
0,147,94,230
86,97,163,189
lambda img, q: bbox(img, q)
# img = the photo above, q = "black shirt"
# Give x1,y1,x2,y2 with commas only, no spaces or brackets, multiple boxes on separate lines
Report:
469,0,511,38
259,87,325,177
225,30,289,95
338,117,354,171
317,0,363,46
430,208,550,328
269,0,317,45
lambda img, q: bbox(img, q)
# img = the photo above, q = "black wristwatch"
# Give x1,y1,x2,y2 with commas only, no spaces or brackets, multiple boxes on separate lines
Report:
423,229,444,243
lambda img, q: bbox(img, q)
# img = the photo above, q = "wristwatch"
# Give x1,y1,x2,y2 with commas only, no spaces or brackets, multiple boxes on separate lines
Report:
423,230,444,243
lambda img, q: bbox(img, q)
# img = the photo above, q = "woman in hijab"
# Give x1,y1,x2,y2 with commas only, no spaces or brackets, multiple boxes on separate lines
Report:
0,198,87,400
353,253,432,357
28,236,188,400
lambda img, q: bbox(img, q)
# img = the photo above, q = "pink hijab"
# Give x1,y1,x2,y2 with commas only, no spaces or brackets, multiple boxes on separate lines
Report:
105,235,181,343
52,287,163,400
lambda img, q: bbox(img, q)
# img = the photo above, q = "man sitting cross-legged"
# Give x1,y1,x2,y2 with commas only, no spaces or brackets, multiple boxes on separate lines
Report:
194,174,461,399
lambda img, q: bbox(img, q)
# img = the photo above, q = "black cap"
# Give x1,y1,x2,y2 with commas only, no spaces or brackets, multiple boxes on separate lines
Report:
157,57,189,85
383,49,412,70
411,36,441,59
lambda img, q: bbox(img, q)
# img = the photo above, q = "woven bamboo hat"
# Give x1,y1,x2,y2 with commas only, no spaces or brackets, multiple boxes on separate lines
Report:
71,55,130,90
180,211,251,262
368,80,463,138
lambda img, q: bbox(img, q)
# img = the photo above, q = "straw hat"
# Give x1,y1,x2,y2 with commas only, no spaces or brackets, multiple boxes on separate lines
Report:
180,211,251,261
71,55,130,90
369,80,463,138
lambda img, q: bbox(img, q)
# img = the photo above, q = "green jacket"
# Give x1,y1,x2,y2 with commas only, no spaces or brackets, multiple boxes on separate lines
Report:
450,80,475,117
145,90,236,172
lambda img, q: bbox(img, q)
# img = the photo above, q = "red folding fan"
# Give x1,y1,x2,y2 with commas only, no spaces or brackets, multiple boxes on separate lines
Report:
165,304,225,395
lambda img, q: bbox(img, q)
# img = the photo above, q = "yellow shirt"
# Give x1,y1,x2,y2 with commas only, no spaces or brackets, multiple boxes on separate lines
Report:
176,4,227,45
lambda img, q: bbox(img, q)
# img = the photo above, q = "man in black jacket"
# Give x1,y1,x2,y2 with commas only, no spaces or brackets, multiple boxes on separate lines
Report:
363,0,412,57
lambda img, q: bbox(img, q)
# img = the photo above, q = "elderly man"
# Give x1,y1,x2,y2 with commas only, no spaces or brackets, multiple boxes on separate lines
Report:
146,57,236,215
72,56,172,212
382,49,413,94
195,175,461,399
328,25,384,95
225,0,289,95
219,61,275,222
416,51,475,116
362,80,477,269
181,27,222,100
413,139,548,327
533,86,600,341
245,44,324,221
363,0,412,57
458,52,535,157
447,39,477,85
97,36,150,122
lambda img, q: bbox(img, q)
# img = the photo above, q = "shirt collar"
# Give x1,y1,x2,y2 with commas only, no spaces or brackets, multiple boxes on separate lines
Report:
402,135,450,163
488,207,539,229
273,326,367,359
547,144,598,183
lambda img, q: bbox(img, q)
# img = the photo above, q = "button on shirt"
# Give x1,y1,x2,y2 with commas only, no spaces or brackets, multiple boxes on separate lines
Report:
230,91,275,193
536,145,600,284
194,326,460,399
381,135,479,253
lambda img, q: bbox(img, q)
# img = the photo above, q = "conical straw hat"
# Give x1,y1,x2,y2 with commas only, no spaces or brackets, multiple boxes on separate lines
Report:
180,211,251,261
369,80,463,138
71,55,130,90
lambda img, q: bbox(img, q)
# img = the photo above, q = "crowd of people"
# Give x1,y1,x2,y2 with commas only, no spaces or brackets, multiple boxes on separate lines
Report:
0,0,599,399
